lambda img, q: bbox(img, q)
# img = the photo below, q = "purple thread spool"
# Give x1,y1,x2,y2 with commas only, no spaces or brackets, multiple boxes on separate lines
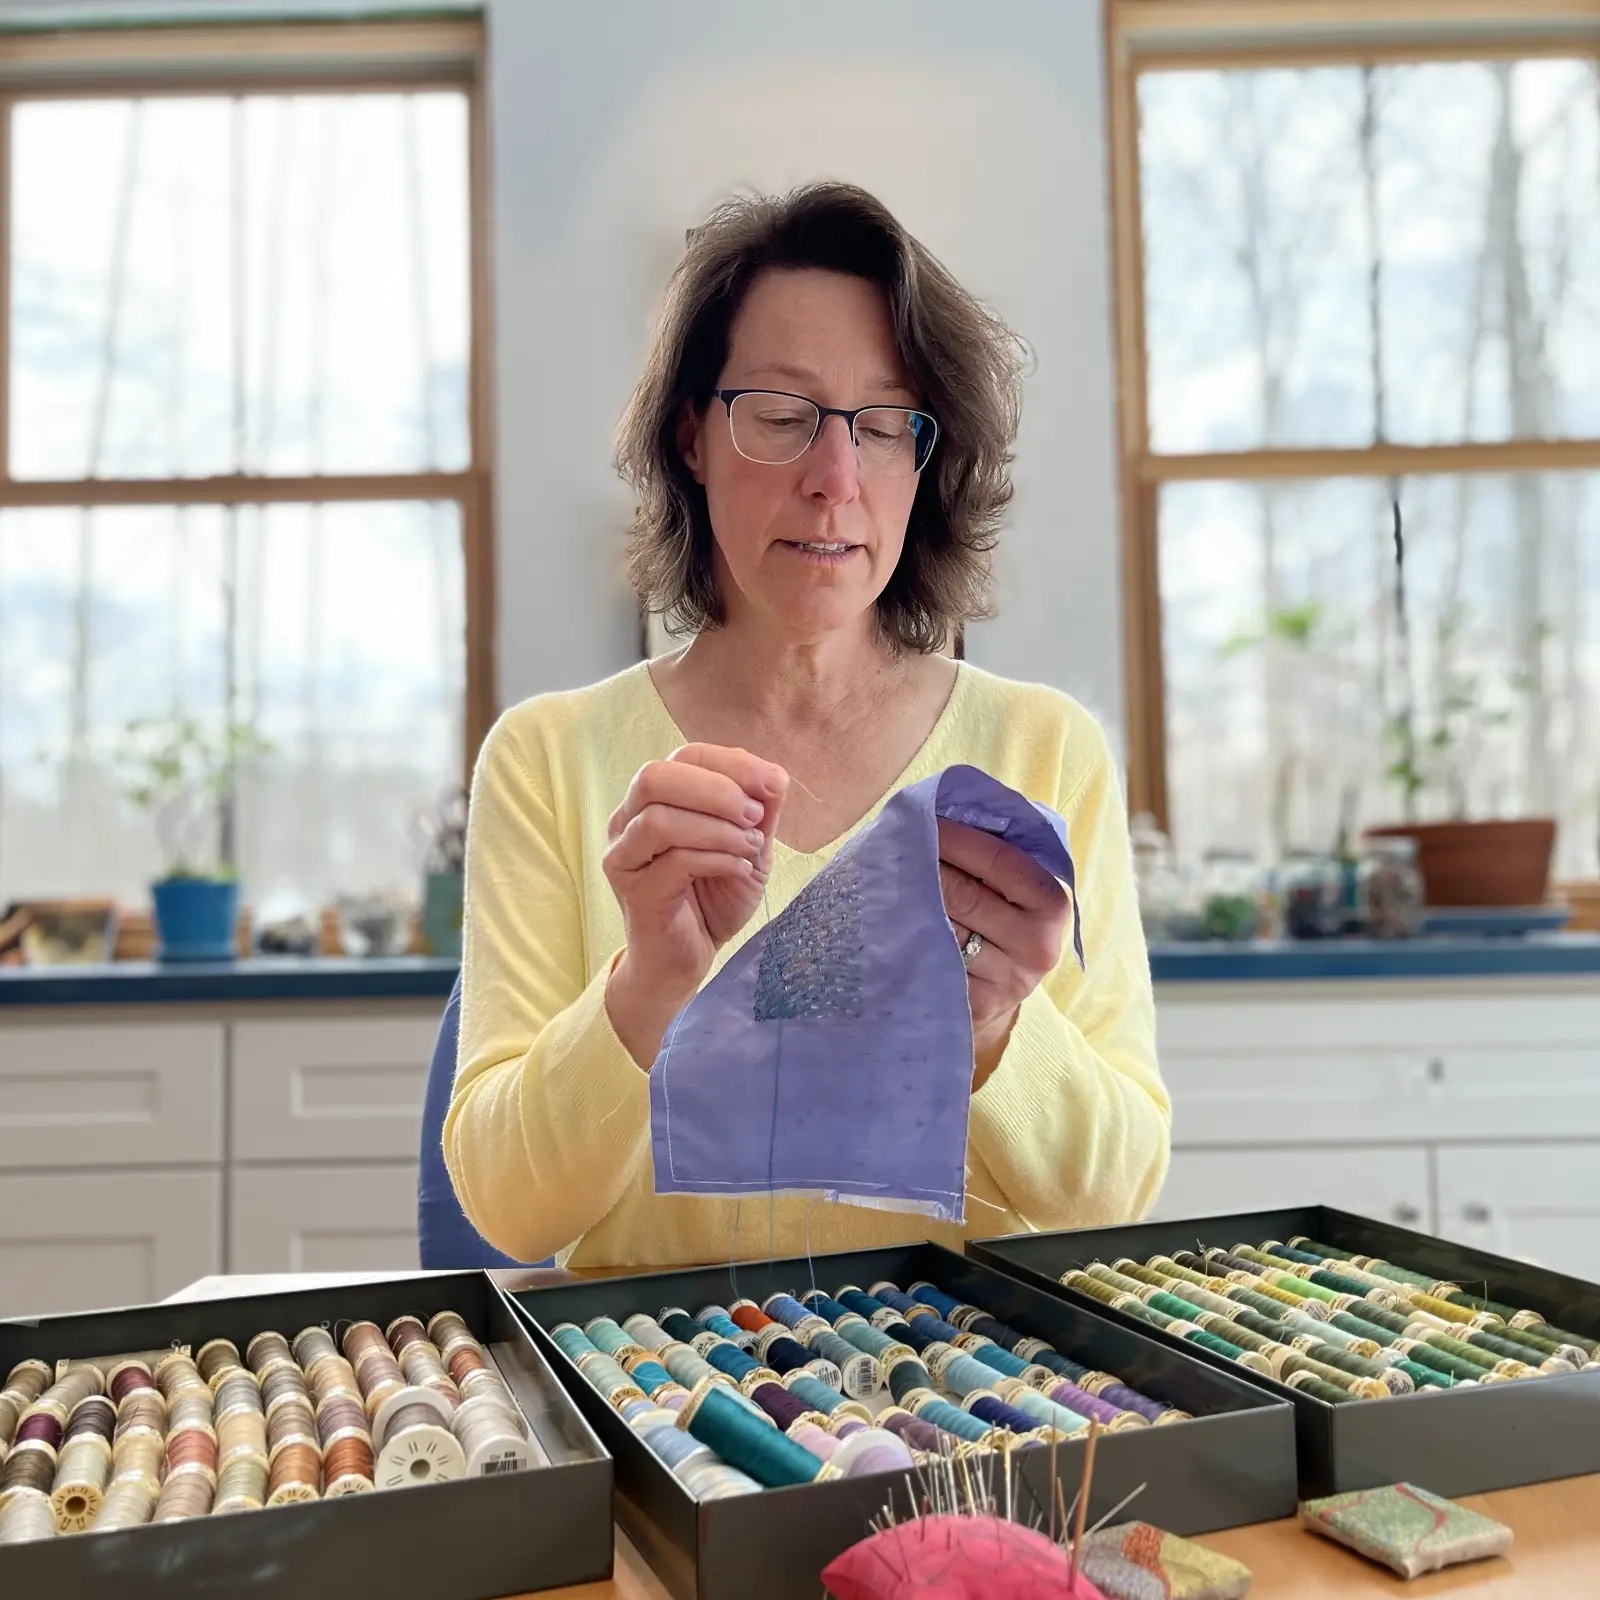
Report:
966,1394,1041,1434
749,1382,809,1431
16,1410,62,1450
788,1421,838,1461
65,1396,116,1442
1094,1380,1171,1424
830,1416,868,1439
879,1410,945,1454
1047,1380,1131,1429
831,1427,915,1478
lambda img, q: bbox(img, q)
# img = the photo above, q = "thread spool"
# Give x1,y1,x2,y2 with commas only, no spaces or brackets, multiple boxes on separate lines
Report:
165,1427,219,1480
787,1420,838,1461
111,1431,164,1490
153,1470,215,1523
15,1406,64,1453
0,1440,57,1505
902,1393,993,1445
168,1389,216,1435
397,1341,462,1411
322,1433,376,1496
214,1453,270,1513
0,1488,55,1544
753,1328,842,1390
375,1398,466,1490
50,1434,111,1531
92,1477,156,1532
153,1352,203,1398
451,1392,544,1476
693,1306,761,1352
214,1369,264,1416
217,1409,269,1464
246,1331,295,1377
748,1381,811,1432
4,1362,51,1405
106,1362,157,1407
965,1393,1047,1435
996,1380,1099,1435
266,1441,321,1506
196,1339,244,1389
64,1396,115,1444
267,1401,318,1457
261,1363,310,1416
884,1354,936,1408
621,1314,674,1354
877,1407,946,1455
678,1380,826,1489
306,1354,361,1407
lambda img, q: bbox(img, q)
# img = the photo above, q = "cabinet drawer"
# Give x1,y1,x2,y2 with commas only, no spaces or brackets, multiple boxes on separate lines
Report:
0,1169,222,1319
1155,1146,1433,1233
1436,1144,1600,1283
0,1021,223,1169
230,1164,419,1274
232,1016,438,1161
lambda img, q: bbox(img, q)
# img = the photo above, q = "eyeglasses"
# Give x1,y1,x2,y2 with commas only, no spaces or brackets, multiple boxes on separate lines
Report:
713,389,939,477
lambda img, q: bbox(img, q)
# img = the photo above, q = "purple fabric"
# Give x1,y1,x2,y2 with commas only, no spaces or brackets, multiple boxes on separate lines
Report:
648,764,1082,1223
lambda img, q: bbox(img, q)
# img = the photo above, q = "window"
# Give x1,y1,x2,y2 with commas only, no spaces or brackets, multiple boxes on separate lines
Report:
0,18,491,911
1111,2,1600,879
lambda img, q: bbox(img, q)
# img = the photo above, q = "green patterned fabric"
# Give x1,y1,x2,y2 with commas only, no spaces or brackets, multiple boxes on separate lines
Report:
1078,1523,1252,1600
1299,1483,1512,1578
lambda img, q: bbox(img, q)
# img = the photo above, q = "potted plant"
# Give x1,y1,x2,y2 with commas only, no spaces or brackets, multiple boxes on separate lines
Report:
119,716,270,962
1367,501,1556,908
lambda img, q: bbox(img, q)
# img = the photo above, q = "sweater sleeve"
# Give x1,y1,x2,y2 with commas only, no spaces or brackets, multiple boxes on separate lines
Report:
966,723,1170,1230
442,710,650,1264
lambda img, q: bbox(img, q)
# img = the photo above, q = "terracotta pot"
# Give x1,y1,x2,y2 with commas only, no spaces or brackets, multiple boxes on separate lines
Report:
1364,818,1556,908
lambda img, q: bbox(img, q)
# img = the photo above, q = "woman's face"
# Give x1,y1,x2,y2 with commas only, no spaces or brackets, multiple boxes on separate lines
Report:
681,267,923,644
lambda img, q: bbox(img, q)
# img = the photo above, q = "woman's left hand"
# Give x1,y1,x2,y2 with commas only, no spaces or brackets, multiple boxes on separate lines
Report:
938,818,1070,1065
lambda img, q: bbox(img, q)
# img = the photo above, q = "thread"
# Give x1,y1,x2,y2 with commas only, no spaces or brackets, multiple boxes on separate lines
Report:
64,1395,115,1444
787,1420,838,1461
694,1306,760,1351
966,1393,1046,1435
830,1427,915,1478
111,1431,164,1489
679,1382,824,1488
267,1441,321,1505
107,1362,157,1407
453,1391,545,1474
323,1432,376,1495
153,1469,215,1523
115,1390,168,1439
904,1394,993,1444
214,1453,270,1512
622,1314,674,1354
748,1381,810,1431
293,1326,342,1373
877,1407,946,1454
246,1331,296,1377
781,1373,845,1417
0,1489,55,1544
1,1441,57,1502
50,1434,112,1531
92,1477,156,1531
197,1339,244,1388
994,1381,1094,1435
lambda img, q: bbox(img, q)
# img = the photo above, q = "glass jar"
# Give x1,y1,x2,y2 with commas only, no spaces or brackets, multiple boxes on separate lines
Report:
1199,851,1263,942
1359,836,1424,939
1130,813,1185,942
1280,851,1344,940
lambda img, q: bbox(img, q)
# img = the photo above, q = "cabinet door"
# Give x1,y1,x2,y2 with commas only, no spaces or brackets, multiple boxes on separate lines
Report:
1154,1146,1433,1232
232,1015,438,1162
230,1164,419,1274
0,1020,223,1169
0,1169,222,1318
1436,1145,1600,1282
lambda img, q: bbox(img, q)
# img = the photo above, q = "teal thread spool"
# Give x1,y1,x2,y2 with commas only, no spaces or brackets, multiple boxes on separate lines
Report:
782,1373,848,1418
550,1323,600,1364
928,1349,1002,1400
1282,1369,1356,1405
1392,1339,1483,1385
695,1306,760,1352
967,1344,1032,1382
883,1354,936,1408
903,1392,992,1444
582,1317,636,1357
678,1382,825,1488
619,1355,677,1396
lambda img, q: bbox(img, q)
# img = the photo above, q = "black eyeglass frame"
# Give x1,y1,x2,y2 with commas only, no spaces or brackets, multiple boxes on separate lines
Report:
711,388,940,474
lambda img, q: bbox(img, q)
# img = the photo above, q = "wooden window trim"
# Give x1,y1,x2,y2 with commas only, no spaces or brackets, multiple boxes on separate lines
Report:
0,14,495,776
1106,0,1600,830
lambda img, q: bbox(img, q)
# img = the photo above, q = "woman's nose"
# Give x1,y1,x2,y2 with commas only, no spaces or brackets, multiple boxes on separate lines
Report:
800,413,860,501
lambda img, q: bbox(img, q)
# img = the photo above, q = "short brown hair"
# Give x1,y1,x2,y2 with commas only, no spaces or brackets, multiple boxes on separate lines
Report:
617,183,1025,653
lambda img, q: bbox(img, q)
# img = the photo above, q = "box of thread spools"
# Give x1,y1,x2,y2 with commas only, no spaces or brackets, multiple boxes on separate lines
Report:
970,1205,1600,1501
0,1270,613,1599
503,1240,1296,1600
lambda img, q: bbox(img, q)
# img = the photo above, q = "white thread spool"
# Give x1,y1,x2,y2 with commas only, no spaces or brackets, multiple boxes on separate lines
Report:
374,1390,465,1489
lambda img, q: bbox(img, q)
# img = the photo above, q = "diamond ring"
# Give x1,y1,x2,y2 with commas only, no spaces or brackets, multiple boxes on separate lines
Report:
960,930,984,967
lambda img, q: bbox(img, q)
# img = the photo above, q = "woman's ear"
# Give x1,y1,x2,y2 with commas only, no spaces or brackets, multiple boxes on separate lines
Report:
677,401,707,484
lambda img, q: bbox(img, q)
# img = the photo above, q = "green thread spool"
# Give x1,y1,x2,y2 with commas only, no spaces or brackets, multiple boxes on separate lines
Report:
1332,1300,1411,1338
1299,1341,1413,1395
1477,1323,1585,1365
1347,1255,1438,1293
1410,1292,1492,1328
1149,1256,1221,1294
1460,1325,1575,1373
1229,1285,1308,1322
1282,1369,1356,1405
1271,1273,1340,1306
678,1382,824,1489
1064,1273,1123,1310
1281,1312,1376,1356
1146,1290,1209,1323
1087,1264,1160,1301
1122,1297,1270,1374
1394,1359,1456,1391
1309,1268,1386,1299
1393,1340,1484,1384
1109,1259,1170,1291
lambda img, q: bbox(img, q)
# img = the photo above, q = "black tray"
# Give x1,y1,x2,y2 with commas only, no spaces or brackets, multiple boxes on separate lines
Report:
505,1241,1296,1600
0,1271,612,1599
971,1206,1600,1499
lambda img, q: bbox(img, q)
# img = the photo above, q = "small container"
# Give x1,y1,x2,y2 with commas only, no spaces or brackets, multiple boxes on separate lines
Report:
1199,851,1263,942
1359,835,1424,938
1280,852,1344,940
1131,814,1185,942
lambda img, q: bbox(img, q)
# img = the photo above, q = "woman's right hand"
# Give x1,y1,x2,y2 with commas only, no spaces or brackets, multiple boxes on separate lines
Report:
603,744,788,1065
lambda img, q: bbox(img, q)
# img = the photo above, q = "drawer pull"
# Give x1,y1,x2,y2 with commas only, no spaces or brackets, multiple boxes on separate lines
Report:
1462,1202,1492,1225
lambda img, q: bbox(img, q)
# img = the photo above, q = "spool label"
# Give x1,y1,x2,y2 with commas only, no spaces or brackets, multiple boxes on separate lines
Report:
689,1334,723,1358
869,1309,903,1332
479,1452,527,1476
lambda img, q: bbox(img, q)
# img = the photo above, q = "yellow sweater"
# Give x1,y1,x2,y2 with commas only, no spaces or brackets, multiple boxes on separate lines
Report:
444,660,1168,1269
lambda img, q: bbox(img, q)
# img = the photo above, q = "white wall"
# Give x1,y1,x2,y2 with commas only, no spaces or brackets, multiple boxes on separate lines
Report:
486,0,1127,746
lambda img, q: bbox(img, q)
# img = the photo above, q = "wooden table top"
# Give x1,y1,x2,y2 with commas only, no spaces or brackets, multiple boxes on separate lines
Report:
538,1474,1600,1599
171,1274,1600,1598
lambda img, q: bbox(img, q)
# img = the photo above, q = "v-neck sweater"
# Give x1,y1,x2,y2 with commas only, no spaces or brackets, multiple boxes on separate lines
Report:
443,660,1169,1270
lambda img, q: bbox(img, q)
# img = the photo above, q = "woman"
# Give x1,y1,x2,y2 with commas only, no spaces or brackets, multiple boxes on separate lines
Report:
444,182,1168,1269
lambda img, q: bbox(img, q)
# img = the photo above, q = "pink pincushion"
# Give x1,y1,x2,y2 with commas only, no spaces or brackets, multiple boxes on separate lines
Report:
822,1514,1110,1600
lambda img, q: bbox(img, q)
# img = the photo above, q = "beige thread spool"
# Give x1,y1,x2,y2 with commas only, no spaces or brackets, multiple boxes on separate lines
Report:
451,1393,544,1475
50,1434,112,1533
93,1476,157,1532
153,1470,214,1523
374,1397,466,1490
196,1340,245,1389
245,1332,295,1378
0,1488,55,1544
217,1409,269,1465
111,1430,164,1491
266,1440,321,1506
214,1453,269,1513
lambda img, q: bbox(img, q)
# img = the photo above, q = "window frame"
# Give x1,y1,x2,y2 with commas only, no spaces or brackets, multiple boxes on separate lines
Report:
0,14,496,781
1106,0,1600,827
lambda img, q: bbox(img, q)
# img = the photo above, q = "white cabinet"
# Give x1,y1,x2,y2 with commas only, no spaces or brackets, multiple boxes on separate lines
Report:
232,1015,437,1162
1153,1146,1432,1232
0,1169,221,1318
230,1164,419,1274
1436,1144,1600,1283
0,1020,223,1169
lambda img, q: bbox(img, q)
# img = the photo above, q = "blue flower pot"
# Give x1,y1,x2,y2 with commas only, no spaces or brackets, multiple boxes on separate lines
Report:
421,870,464,960
152,878,240,963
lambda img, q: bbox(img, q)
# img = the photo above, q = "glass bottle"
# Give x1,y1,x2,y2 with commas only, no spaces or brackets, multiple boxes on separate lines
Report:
1359,836,1424,939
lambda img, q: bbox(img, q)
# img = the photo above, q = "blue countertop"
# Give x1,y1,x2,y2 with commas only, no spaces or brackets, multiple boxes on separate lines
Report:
1,937,1597,1006
0,956,461,1007
1148,933,1600,983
